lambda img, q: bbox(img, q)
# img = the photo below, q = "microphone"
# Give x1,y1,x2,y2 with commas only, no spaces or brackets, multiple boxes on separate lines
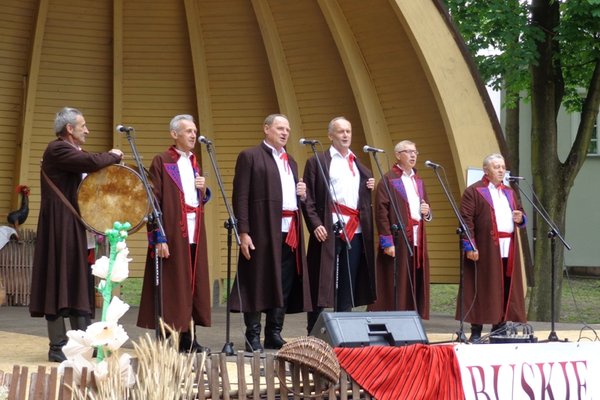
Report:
299,138,319,145
506,175,525,181
424,160,441,168
115,124,134,133
363,145,385,153
198,136,212,145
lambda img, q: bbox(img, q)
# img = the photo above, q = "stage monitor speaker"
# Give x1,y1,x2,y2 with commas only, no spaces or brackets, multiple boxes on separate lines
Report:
310,311,428,347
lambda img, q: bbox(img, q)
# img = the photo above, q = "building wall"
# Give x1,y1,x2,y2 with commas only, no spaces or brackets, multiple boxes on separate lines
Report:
504,98,600,268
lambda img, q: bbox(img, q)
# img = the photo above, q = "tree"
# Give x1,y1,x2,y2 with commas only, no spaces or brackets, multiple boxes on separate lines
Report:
444,0,600,321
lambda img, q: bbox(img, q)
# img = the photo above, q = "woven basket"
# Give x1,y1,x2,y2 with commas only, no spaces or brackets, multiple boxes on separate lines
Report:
276,336,340,384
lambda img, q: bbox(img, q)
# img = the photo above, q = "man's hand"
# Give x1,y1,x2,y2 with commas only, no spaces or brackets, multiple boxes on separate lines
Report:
466,250,479,261
383,246,395,258
195,175,206,195
512,210,524,224
156,243,170,259
420,200,430,217
366,178,375,190
314,225,328,242
297,179,306,200
240,233,255,260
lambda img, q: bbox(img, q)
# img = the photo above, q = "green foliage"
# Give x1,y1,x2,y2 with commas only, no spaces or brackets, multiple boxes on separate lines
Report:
443,0,600,112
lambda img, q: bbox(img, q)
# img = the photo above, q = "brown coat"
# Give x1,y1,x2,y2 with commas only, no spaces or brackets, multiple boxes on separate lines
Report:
455,179,527,324
302,151,376,309
229,143,311,313
368,167,430,319
30,138,121,318
137,147,211,330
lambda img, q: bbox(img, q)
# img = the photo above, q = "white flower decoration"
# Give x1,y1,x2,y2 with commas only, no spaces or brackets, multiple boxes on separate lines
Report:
62,329,94,360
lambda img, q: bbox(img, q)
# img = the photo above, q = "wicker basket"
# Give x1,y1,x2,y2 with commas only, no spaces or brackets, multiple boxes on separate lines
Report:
276,335,340,384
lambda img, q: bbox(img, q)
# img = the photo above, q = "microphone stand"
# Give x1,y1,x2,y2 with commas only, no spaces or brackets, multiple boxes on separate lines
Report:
200,139,240,355
122,128,166,339
509,178,571,342
367,152,413,311
307,143,353,311
428,164,475,343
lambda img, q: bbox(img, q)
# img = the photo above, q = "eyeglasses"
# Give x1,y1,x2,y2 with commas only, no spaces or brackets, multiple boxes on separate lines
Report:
397,150,419,155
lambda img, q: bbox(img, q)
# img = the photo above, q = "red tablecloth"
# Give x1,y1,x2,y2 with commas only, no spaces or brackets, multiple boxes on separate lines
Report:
335,344,464,400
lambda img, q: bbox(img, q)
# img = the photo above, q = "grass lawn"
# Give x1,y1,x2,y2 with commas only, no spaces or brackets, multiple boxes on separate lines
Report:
120,275,600,324
431,276,600,324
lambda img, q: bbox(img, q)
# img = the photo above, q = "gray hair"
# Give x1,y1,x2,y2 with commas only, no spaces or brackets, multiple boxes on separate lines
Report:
483,153,504,168
263,114,288,127
170,114,195,132
328,116,349,133
394,140,416,152
54,107,83,136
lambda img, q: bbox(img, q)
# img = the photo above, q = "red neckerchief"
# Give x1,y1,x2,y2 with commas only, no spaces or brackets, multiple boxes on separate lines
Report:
348,153,356,176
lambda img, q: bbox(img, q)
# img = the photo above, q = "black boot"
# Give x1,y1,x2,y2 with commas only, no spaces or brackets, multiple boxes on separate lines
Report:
179,330,210,353
469,324,483,343
47,317,68,362
264,308,286,350
491,322,507,336
307,308,323,335
69,314,92,331
244,312,263,352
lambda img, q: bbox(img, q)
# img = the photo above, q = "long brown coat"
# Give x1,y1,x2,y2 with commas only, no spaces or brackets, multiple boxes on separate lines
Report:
368,166,431,319
455,179,527,324
229,143,311,313
30,138,121,318
302,150,376,309
137,147,211,330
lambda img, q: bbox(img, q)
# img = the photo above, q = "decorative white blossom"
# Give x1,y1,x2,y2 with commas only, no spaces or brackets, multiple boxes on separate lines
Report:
86,321,129,351
58,355,95,385
94,353,136,388
106,296,130,323
91,248,130,282
62,329,94,360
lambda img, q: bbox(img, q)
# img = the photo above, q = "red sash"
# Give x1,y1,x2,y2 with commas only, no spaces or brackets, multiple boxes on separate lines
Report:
282,209,301,274
282,210,298,250
332,202,360,242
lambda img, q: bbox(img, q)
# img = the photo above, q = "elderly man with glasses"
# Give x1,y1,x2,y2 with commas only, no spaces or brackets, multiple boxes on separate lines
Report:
368,140,432,319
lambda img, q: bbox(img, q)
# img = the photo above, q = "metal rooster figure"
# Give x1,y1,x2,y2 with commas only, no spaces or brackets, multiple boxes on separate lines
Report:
7,184,30,229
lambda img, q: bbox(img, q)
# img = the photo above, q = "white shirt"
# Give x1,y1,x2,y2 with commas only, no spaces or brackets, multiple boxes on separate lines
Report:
328,146,361,233
175,148,199,244
488,182,514,258
264,141,297,233
400,167,421,244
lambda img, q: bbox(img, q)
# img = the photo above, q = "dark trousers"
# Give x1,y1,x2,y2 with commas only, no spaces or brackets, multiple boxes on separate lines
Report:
334,233,362,312
280,238,296,307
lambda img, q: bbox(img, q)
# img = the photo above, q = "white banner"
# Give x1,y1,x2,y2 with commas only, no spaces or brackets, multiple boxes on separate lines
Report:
454,342,600,399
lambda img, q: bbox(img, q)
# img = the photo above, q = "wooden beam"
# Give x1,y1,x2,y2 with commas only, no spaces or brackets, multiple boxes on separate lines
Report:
250,0,306,167
15,0,48,195
184,0,220,297
113,0,124,149
317,0,393,169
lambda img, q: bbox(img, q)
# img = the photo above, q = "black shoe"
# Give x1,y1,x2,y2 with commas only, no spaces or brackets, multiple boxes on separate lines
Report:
244,312,263,353
264,308,286,350
245,336,264,353
48,347,67,362
469,324,483,343
264,332,286,350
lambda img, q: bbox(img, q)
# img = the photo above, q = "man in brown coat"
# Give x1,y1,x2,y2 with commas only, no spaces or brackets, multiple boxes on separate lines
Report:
30,107,123,362
230,114,311,352
368,140,432,319
456,153,527,342
302,117,376,334
137,114,211,353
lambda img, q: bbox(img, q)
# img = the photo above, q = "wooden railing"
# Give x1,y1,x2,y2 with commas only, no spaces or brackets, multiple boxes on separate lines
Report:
1,352,372,400
0,230,35,307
